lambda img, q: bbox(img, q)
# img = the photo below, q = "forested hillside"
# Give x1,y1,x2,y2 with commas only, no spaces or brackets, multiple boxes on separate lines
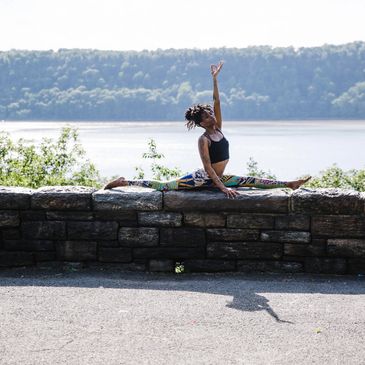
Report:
1,42,365,120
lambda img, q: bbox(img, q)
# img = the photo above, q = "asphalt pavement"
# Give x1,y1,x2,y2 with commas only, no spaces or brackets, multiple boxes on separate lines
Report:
0,267,364,365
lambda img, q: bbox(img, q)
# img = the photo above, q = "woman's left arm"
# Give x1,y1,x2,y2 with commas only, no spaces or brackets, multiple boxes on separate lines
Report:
211,61,223,129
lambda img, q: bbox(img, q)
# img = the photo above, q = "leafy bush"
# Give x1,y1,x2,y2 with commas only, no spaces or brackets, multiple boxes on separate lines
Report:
0,125,103,188
298,163,365,191
245,156,278,180
245,156,365,192
134,138,183,180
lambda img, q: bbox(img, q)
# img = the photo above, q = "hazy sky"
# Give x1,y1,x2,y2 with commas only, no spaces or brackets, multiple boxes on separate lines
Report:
1,0,364,51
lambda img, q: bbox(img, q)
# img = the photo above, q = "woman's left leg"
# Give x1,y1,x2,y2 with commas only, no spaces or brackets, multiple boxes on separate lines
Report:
220,174,289,189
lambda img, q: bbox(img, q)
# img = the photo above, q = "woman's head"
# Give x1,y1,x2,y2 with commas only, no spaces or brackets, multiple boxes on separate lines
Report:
185,104,216,130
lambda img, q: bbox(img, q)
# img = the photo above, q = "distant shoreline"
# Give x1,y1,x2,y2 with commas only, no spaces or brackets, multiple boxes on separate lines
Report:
1,44,365,121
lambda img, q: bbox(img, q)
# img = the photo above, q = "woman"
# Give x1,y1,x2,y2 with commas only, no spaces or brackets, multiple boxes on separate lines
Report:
104,61,311,198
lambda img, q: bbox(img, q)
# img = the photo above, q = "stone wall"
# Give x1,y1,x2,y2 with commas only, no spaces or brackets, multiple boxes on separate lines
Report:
1,185,365,275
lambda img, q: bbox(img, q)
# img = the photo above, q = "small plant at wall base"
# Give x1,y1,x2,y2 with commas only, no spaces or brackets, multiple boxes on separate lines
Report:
175,262,185,274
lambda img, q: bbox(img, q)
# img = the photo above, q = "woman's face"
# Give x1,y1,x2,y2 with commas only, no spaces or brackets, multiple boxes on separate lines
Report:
199,109,216,128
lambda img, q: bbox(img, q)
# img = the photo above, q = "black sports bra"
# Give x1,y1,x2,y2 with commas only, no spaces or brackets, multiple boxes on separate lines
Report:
204,128,230,164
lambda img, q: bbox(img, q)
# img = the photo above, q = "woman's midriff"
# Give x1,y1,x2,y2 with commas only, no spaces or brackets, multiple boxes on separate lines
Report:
211,159,229,178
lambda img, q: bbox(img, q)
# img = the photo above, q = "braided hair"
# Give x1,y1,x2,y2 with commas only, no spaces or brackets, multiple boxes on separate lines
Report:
184,104,213,130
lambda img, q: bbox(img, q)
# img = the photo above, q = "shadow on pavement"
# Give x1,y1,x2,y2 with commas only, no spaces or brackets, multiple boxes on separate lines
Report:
1,266,364,323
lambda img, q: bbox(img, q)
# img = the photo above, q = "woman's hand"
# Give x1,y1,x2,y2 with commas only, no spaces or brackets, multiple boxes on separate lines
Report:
221,187,240,199
210,61,223,79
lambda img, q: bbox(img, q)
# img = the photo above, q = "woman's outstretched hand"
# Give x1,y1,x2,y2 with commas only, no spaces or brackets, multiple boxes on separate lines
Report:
221,187,240,199
210,61,223,79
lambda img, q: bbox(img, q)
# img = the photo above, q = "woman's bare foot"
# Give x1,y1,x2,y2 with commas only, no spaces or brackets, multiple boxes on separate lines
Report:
286,176,312,190
103,176,128,189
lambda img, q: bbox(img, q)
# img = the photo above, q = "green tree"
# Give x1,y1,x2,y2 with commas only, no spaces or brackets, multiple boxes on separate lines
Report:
1,43,365,120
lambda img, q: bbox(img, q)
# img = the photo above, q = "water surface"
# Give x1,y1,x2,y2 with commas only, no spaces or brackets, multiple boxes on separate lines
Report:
2,120,365,181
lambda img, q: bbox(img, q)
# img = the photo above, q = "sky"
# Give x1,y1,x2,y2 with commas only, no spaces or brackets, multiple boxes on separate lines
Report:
0,0,364,51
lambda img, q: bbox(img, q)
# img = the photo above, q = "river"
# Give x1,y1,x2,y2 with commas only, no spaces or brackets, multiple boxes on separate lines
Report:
2,120,365,181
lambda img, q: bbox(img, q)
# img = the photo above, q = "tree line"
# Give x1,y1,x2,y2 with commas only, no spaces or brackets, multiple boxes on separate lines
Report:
0,42,365,120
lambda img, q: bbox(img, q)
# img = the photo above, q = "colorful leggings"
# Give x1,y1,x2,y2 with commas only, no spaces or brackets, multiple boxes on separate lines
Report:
126,168,288,191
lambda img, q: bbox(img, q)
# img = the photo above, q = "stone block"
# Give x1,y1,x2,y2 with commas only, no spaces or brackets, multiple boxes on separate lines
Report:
275,215,310,230
184,213,226,227
0,251,34,267
56,240,97,261
119,227,159,247
312,215,365,237
46,211,94,221
284,243,326,256
138,212,182,227
3,239,54,251
35,261,64,270
93,187,162,211
98,247,132,263
86,260,147,272
237,260,303,273
304,257,347,274
20,210,46,221
32,186,95,210
207,241,282,259
68,221,118,240
261,230,311,243
22,221,66,239
207,228,259,241
0,211,20,227
311,238,327,246
348,259,365,274
160,228,205,247
133,247,205,259
327,239,365,258
281,255,306,262
0,186,33,209
94,211,137,225
164,189,289,213
183,259,236,272
98,240,120,248
227,213,275,229
149,259,175,272
34,251,57,262
291,188,364,214
63,262,86,271
1,229,21,239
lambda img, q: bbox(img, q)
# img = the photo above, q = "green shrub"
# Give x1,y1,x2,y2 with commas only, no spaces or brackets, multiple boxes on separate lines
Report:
244,157,365,192
134,138,183,180
298,163,365,191
0,125,103,188
245,156,278,180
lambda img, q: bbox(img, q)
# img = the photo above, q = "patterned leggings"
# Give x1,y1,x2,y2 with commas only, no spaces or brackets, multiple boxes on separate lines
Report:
126,168,289,191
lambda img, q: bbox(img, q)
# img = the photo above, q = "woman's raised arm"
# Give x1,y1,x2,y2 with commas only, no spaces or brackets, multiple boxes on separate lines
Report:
210,61,223,129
